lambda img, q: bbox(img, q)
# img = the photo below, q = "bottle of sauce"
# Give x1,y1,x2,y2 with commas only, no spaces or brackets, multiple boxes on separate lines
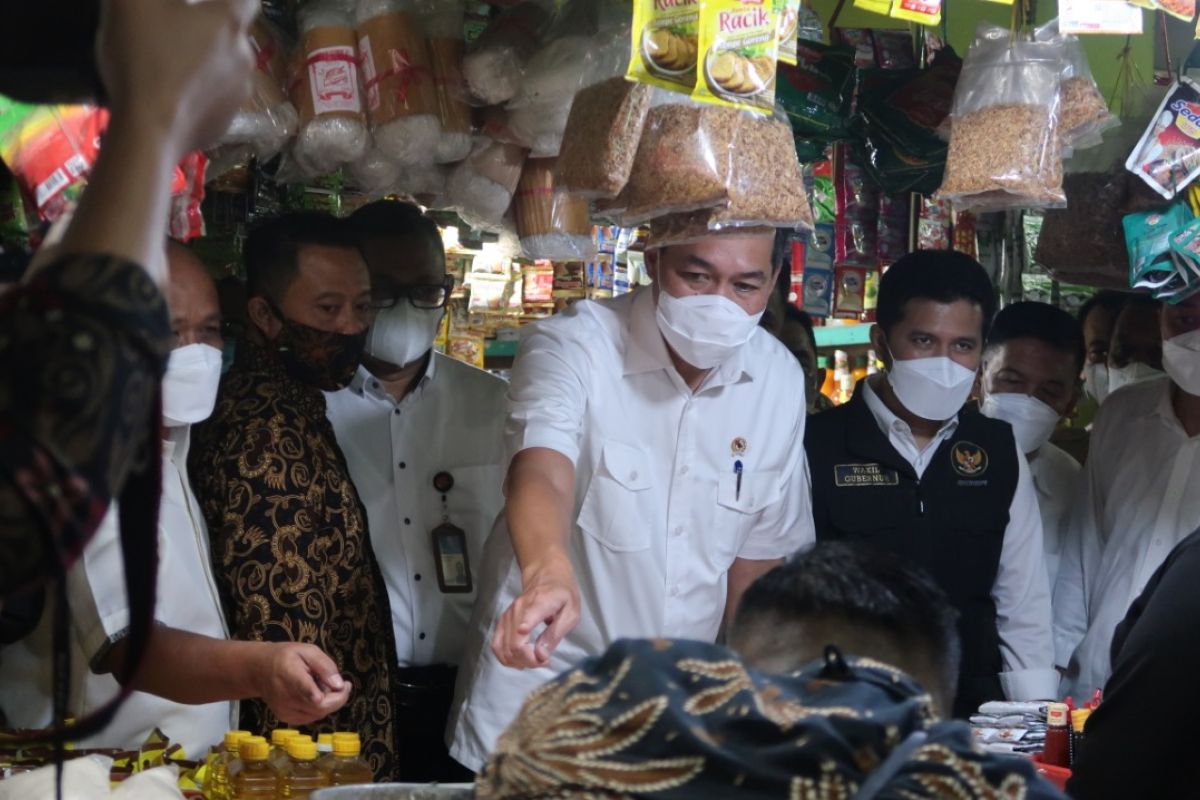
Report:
278,736,329,799
229,736,276,799
326,733,373,786
209,729,249,800
1042,703,1071,768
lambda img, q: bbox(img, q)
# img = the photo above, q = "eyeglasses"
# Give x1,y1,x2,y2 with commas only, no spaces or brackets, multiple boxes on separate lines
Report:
371,277,455,310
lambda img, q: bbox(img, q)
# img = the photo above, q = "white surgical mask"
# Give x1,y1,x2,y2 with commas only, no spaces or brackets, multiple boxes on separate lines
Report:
1106,361,1164,396
980,392,1061,454
366,303,444,368
885,348,977,422
655,290,763,369
1163,328,1200,395
162,343,223,428
1083,362,1109,404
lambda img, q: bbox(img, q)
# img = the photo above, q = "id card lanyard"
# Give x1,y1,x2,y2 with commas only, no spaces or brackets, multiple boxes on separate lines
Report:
431,471,473,594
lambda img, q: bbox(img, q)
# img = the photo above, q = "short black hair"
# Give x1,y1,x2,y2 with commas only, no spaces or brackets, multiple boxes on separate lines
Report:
876,250,996,340
783,304,818,352
243,212,362,304
347,199,443,253
731,542,961,712
1077,290,1129,328
985,301,1086,374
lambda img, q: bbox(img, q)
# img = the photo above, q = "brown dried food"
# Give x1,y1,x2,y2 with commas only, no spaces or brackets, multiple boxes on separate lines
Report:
711,114,813,229
938,104,1065,208
1060,76,1111,138
555,78,653,199
647,211,775,249
620,103,740,225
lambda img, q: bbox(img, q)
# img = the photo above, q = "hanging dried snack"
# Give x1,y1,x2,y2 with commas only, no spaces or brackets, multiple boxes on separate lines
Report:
463,2,552,105
555,77,653,199
627,0,700,93
1127,78,1200,201
446,137,527,229
1034,20,1118,150
513,157,598,261
646,211,775,249
707,112,813,230
936,23,1066,211
777,0,801,66
693,0,779,115
423,0,473,164
221,18,299,160
619,100,739,225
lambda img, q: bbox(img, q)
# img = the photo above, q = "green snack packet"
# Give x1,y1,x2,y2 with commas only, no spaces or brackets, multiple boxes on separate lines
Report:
776,42,855,140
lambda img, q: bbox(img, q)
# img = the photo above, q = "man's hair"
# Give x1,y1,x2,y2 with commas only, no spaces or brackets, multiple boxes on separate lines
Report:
1077,290,1129,327
731,542,961,710
876,250,996,340
985,301,1086,374
243,212,362,304
347,199,443,254
784,304,818,352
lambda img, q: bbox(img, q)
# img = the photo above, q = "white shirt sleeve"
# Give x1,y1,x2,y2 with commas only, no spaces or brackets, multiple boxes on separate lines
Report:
65,507,133,669
737,406,815,561
994,444,1059,700
504,325,589,466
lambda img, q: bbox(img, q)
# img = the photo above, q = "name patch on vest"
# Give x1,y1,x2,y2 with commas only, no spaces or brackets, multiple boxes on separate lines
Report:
834,463,900,487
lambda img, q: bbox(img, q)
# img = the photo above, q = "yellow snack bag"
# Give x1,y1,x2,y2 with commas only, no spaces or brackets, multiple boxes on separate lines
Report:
693,0,780,115
976,0,1015,4
854,0,892,14
778,0,801,66
627,0,701,94
889,0,943,26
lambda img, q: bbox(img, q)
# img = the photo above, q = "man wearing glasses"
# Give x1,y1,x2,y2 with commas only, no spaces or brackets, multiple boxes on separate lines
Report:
327,200,506,782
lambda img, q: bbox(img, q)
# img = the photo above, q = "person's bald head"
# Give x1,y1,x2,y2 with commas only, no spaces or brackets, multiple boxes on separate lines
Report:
165,240,222,350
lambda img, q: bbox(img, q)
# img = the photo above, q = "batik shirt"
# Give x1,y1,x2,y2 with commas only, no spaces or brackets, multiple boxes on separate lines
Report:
189,340,398,780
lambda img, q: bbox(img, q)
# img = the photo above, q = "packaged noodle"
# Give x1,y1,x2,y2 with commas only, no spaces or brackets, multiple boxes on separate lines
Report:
355,0,442,167
221,18,299,160
627,0,700,93
936,23,1066,211
513,157,597,261
693,0,780,115
463,2,553,106
555,77,652,199
423,1,472,164
292,2,368,174
1034,19,1118,150
446,137,527,229
890,0,943,26
1126,78,1200,201
777,0,801,66
620,97,739,225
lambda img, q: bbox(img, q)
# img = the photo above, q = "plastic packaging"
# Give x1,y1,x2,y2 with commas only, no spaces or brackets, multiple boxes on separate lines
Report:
646,213,775,250
890,0,943,26
776,43,857,141
694,0,780,115
1127,78,1200,201
1034,20,1118,150
778,0,801,66
513,157,597,261
463,2,552,105
221,19,299,160
326,733,374,786
347,141,403,195
620,97,739,226
937,23,1067,211
355,0,442,167
292,3,369,175
708,111,814,231
627,0,699,93
505,35,593,157
425,1,472,164
1036,171,1133,289
555,76,652,199
446,137,527,229
395,160,449,204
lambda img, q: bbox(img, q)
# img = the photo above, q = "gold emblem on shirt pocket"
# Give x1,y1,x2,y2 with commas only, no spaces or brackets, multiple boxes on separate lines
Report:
577,440,654,552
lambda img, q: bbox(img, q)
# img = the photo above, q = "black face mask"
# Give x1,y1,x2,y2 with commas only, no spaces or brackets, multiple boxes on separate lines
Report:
270,309,367,391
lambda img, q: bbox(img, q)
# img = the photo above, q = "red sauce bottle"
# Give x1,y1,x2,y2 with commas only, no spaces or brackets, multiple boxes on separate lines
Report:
1042,702,1071,768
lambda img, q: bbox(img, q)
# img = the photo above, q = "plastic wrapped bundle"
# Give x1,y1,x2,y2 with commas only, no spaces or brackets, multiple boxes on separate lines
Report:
1034,20,1118,151
292,3,368,174
347,142,403,195
463,2,552,105
446,137,527,229
421,0,472,164
556,77,652,199
709,111,814,231
513,157,597,261
221,18,299,159
396,160,449,205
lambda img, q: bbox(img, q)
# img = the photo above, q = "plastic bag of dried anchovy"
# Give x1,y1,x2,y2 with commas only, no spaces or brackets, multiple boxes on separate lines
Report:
555,77,652,199
1034,19,1119,151
936,22,1068,211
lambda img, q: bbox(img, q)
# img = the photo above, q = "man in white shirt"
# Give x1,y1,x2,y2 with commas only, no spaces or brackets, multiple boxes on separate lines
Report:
805,251,1057,718
1103,294,1164,396
327,201,505,781
0,242,349,754
978,301,1084,590
447,229,813,771
1054,292,1200,699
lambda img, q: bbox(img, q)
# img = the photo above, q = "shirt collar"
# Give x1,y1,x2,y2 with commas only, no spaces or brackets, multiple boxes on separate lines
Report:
350,354,437,407
862,375,959,440
161,424,191,469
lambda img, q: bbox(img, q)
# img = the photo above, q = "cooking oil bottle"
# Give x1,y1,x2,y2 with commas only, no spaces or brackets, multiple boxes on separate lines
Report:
208,729,249,800
229,735,276,799
325,732,373,786
277,736,329,798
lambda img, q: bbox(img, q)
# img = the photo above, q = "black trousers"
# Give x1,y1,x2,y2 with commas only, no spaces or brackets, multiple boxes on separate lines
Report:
394,664,475,783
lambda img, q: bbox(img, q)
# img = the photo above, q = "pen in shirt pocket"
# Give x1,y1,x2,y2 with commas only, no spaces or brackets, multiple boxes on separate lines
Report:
734,459,743,501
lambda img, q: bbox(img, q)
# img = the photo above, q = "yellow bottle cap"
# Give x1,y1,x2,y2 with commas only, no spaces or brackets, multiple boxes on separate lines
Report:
1071,708,1093,732
271,728,301,746
331,733,362,757
317,733,334,747
239,736,270,761
224,730,250,751
287,737,318,761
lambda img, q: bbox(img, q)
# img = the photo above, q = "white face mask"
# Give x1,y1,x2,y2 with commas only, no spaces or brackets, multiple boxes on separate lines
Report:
885,348,977,422
366,303,444,368
655,290,763,369
1106,361,1164,396
980,392,1061,454
1163,328,1200,395
1083,362,1109,404
162,343,223,428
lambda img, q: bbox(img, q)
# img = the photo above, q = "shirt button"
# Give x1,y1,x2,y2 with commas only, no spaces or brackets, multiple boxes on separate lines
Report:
415,574,422,581
673,526,684,537
394,409,401,415
630,471,639,481
404,518,411,525
669,585,680,597
419,633,426,640
679,465,689,476
399,462,407,469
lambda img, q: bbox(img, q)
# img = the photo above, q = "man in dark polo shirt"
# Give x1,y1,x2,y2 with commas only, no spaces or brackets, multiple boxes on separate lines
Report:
804,250,1056,718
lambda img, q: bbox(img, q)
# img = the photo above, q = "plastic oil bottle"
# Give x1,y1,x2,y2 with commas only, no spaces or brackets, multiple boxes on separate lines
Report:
229,736,277,799
268,729,300,773
278,736,329,798
209,729,250,800
326,733,373,786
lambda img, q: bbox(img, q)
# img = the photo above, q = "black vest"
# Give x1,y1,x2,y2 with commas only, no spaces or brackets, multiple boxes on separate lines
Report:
804,382,1019,718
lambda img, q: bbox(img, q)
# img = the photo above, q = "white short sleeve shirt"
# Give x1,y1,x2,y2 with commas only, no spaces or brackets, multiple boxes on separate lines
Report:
447,287,815,770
